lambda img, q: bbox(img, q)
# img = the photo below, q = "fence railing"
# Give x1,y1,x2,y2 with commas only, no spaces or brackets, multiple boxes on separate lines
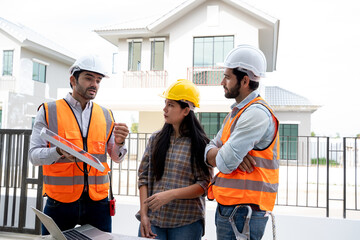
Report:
113,134,360,219
187,67,224,85
0,129,43,234
0,75,16,92
0,129,359,234
122,70,168,88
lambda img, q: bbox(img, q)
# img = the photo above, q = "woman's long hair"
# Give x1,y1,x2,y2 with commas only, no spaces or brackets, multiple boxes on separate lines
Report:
151,101,211,181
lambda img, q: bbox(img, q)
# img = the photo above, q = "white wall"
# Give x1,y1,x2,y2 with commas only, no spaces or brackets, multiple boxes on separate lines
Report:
276,111,312,136
0,34,73,128
20,48,71,100
157,0,263,84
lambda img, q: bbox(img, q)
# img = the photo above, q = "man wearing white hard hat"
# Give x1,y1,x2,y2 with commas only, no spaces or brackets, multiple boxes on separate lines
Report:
29,54,129,235
205,45,280,240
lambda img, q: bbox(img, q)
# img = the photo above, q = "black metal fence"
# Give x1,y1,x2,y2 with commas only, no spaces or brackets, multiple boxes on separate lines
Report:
113,134,360,219
0,129,43,234
0,130,359,234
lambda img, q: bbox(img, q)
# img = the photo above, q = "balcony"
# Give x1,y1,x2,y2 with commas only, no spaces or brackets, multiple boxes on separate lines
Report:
122,70,168,88
0,75,16,92
187,66,224,86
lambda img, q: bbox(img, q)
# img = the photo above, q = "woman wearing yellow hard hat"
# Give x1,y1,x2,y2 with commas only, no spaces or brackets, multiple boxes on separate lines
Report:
137,79,212,240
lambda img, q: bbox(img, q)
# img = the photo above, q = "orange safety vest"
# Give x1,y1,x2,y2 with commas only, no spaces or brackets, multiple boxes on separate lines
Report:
42,99,114,203
208,96,280,211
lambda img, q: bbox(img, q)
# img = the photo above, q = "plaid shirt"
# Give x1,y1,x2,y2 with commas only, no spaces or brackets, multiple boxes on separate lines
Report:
138,131,210,228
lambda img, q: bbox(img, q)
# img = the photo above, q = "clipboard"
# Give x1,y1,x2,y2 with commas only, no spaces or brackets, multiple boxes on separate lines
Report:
40,127,105,172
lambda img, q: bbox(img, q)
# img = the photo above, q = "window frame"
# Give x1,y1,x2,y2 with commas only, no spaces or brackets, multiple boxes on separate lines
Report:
279,123,299,160
193,35,234,67
150,38,165,71
2,50,14,76
128,39,142,71
32,59,48,83
197,112,228,138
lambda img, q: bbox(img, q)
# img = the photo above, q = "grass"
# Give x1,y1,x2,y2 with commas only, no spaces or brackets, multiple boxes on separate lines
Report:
311,157,340,166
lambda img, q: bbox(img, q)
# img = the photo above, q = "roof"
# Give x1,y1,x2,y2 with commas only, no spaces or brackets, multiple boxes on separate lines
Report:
0,17,76,64
94,0,279,71
265,86,321,112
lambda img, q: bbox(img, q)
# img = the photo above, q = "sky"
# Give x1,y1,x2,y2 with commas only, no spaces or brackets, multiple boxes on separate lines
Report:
1,0,360,137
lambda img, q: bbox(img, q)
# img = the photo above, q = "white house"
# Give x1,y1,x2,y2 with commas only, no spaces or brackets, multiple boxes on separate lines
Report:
0,17,76,129
93,0,320,144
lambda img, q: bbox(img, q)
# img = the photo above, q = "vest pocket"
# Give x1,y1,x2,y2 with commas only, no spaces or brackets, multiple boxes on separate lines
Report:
90,141,106,154
45,163,75,193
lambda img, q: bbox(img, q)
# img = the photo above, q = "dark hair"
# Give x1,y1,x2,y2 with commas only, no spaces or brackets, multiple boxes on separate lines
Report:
70,70,84,89
232,68,259,91
151,101,211,181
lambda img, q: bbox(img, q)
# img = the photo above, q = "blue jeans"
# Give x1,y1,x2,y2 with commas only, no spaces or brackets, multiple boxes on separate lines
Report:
42,193,111,235
138,219,203,240
215,204,268,240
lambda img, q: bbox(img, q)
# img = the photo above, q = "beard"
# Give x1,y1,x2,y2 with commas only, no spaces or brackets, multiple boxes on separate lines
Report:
224,83,240,99
75,81,97,100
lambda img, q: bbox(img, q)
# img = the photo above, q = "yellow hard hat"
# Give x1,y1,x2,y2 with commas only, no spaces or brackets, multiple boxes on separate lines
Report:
160,79,200,108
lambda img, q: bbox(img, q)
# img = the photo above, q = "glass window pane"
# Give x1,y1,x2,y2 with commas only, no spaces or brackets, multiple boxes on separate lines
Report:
214,41,223,66
128,42,133,70
33,62,39,81
39,64,46,83
193,36,234,67
133,42,141,71
194,41,204,67
198,112,228,137
128,41,142,71
151,41,164,70
279,124,298,160
3,50,14,76
203,41,213,67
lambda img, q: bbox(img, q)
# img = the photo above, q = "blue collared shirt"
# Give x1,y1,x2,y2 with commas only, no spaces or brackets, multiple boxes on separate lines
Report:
204,91,276,174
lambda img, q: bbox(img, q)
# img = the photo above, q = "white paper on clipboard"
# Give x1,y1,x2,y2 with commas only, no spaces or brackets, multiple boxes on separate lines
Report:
40,127,105,172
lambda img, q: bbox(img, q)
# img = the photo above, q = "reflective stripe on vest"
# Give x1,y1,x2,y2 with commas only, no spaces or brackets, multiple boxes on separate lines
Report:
208,96,280,211
42,99,114,203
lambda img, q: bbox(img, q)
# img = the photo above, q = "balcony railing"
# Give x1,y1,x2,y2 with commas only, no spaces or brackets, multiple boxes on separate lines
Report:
122,70,168,88
187,67,224,86
0,75,16,92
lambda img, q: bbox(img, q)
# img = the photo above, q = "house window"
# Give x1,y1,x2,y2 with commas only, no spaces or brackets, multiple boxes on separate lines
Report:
151,40,164,70
31,117,35,129
2,50,14,76
197,112,228,138
279,124,298,160
193,36,234,67
128,40,142,71
112,52,119,74
32,61,47,83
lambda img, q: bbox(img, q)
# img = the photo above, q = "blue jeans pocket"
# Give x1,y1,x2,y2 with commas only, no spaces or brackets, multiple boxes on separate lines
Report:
216,205,268,240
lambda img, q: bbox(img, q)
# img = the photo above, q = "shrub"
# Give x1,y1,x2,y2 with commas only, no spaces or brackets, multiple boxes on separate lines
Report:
311,157,339,166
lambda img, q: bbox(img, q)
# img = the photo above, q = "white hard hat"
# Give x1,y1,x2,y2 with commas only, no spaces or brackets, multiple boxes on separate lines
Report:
69,54,109,78
223,44,267,82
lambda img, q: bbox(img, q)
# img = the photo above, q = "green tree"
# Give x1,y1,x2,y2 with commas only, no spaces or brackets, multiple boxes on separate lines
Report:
131,123,138,133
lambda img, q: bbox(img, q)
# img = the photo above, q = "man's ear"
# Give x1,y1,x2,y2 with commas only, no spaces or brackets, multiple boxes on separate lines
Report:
242,75,250,87
70,76,76,88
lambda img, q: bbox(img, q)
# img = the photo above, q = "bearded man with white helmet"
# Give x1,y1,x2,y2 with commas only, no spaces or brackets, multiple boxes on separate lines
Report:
29,55,129,235
205,45,280,240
